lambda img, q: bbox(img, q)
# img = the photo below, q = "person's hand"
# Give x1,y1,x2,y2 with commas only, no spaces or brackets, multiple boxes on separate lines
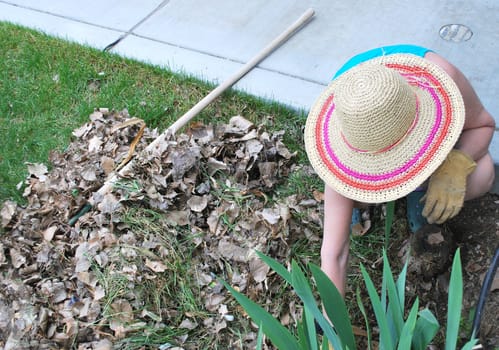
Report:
422,149,476,224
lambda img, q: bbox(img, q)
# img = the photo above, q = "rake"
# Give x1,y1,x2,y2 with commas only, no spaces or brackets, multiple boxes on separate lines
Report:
69,8,315,225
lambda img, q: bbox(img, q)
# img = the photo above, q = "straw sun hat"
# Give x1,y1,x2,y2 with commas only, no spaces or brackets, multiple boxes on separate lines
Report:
304,54,465,203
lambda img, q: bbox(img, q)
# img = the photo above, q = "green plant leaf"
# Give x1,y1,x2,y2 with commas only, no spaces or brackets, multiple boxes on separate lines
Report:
304,307,319,350
256,323,264,350
395,258,408,312
383,251,404,344
221,280,300,350
445,249,463,350
321,335,329,350
360,263,394,350
255,250,292,285
412,308,439,350
310,263,356,350
290,260,344,350
397,297,419,349
356,286,372,350
460,338,479,350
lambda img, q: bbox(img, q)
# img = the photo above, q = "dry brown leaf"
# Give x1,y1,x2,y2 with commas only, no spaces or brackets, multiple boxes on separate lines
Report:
74,243,93,273
218,239,248,262
260,208,280,225
72,123,92,138
43,226,58,241
98,193,121,214
1,200,16,227
179,318,198,330
88,136,103,153
27,162,48,180
81,167,98,181
205,294,225,312
100,156,115,175
93,285,106,301
0,243,6,266
92,339,113,350
229,115,254,132
246,139,264,157
427,232,445,245
187,195,208,212
165,210,190,226
145,259,167,273
249,257,270,283
207,157,228,175
109,299,133,338
312,189,324,202
9,248,26,268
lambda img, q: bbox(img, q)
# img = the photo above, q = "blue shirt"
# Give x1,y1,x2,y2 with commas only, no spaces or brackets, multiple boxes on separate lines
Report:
333,44,432,79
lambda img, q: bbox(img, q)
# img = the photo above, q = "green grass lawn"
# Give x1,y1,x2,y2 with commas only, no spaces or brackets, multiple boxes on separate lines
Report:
0,21,307,203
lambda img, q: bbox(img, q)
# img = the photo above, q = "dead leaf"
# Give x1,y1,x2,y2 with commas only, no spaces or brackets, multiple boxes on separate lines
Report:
0,109,308,348
207,157,228,176
98,193,121,214
427,232,444,245
0,243,6,266
81,167,98,181
9,248,26,268
93,339,113,350
218,239,248,262
205,294,225,312
100,156,115,175
72,123,92,138
165,210,190,226
179,318,198,330
187,195,208,212
74,243,93,273
312,190,324,202
229,115,254,132
260,208,280,225
27,162,48,181
145,259,167,273
93,285,106,301
109,299,133,338
1,200,16,227
88,136,102,153
43,226,57,241
249,257,270,283
258,162,277,187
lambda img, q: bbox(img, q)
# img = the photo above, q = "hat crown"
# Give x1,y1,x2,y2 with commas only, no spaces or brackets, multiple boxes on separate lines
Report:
335,64,417,152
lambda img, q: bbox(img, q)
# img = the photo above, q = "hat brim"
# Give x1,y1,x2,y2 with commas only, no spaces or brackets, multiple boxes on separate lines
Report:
304,54,465,203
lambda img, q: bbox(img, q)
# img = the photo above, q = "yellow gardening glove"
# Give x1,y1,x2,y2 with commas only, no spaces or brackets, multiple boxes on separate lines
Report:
422,149,476,224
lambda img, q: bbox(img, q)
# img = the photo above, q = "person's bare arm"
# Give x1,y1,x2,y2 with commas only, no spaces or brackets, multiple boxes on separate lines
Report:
321,185,353,296
425,52,496,161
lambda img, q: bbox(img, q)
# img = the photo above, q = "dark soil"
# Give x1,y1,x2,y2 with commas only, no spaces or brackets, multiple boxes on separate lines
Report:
400,193,498,349
447,193,499,348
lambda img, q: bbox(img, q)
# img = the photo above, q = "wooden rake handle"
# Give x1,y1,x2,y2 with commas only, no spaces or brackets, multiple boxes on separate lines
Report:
167,7,315,135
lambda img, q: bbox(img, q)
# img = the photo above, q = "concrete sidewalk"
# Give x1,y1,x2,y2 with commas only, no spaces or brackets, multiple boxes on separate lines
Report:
1,0,498,175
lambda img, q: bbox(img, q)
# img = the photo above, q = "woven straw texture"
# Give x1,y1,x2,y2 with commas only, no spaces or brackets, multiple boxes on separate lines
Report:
304,54,465,203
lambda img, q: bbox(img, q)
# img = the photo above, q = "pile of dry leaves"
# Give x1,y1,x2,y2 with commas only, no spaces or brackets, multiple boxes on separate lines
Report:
0,109,323,349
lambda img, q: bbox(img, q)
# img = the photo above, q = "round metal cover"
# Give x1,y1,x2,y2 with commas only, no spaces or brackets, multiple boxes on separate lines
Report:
439,24,473,42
